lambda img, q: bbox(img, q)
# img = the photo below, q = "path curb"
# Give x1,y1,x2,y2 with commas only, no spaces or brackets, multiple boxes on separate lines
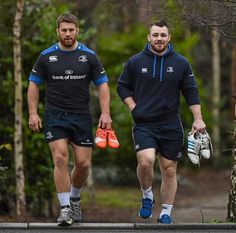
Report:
0,222,236,229
134,223,236,230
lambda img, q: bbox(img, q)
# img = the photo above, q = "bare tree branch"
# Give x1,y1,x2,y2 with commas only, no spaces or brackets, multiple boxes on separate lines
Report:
176,0,236,38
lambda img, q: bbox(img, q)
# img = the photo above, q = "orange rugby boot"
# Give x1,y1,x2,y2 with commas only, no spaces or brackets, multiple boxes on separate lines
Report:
95,128,107,149
107,129,120,149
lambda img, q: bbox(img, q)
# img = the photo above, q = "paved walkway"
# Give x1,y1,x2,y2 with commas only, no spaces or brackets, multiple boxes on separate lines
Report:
172,192,228,223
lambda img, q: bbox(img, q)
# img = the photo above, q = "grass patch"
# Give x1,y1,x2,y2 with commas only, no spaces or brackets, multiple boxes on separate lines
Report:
81,186,140,208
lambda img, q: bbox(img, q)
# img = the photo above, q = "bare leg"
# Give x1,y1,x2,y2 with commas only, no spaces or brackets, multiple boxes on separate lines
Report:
136,148,156,190
49,139,74,225
49,139,70,192
137,148,156,218
158,155,178,205
70,143,92,189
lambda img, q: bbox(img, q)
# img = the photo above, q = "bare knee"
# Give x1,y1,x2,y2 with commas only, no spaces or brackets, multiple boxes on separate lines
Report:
137,149,156,171
139,160,153,171
52,151,68,168
162,166,176,179
74,160,90,170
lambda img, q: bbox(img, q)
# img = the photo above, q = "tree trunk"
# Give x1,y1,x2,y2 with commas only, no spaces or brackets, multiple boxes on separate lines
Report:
227,117,236,222
231,45,236,117
13,0,26,217
227,45,236,222
211,29,221,158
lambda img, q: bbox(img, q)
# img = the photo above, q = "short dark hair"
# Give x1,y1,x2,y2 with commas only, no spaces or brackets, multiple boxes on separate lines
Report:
151,20,168,28
150,20,169,33
56,13,79,28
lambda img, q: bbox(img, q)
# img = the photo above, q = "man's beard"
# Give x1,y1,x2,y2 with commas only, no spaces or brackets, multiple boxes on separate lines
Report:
151,43,168,54
59,37,76,48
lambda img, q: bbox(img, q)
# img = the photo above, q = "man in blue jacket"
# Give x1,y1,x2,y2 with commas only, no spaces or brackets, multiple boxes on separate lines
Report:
117,20,206,224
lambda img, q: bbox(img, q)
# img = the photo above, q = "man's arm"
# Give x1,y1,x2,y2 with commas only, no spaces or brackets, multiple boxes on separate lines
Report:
97,82,112,129
123,97,136,112
27,81,42,132
189,104,206,133
117,62,133,102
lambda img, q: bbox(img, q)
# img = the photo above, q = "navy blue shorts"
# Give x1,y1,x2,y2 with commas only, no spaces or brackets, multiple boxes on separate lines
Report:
44,109,94,147
132,121,184,161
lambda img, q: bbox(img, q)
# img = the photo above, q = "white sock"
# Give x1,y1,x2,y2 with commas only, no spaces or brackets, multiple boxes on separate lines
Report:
160,204,173,217
57,192,70,207
141,186,153,201
70,185,81,199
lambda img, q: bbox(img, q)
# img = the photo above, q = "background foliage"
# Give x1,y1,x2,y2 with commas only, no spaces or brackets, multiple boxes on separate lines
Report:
0,0,234,217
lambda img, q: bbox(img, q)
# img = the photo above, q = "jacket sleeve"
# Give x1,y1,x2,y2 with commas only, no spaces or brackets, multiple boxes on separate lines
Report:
117,62,133,101
181,62,200,106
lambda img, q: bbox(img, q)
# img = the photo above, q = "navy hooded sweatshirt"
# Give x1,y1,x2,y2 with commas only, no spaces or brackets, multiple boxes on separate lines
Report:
117,43,200,123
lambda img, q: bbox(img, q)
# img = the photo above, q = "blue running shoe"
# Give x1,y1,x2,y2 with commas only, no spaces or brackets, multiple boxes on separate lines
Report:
138,198,154,218
157,214,173,224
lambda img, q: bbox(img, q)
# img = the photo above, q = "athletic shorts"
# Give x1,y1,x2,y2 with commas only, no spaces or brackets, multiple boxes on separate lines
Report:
132,121,184,161
44,109,94,147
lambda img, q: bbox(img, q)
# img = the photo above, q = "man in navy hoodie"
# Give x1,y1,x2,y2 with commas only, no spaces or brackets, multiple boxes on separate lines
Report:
117,20,206,224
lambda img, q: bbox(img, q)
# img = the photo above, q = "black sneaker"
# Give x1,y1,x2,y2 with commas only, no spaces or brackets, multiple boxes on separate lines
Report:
70,197,82,222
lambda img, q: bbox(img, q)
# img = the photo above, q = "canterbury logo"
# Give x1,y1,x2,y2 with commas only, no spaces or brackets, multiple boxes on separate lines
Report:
141,68,148,73
49,56,58,62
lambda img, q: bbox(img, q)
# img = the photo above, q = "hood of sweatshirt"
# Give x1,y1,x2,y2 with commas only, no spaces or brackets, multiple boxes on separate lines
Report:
143,43,173,81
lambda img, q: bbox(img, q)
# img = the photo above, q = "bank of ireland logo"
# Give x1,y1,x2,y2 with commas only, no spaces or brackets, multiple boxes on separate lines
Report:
65,70,73,75
78,55,87,62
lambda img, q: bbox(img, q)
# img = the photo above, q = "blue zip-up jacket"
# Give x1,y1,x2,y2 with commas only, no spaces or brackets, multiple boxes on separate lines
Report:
117,43,200,123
